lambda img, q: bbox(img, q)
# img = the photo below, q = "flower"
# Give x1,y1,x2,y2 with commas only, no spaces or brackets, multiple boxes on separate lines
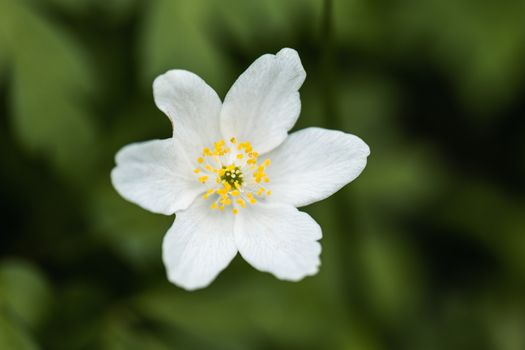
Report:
111,48,370,290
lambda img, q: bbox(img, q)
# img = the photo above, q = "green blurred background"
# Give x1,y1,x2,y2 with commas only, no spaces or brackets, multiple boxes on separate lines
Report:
1,0,525,349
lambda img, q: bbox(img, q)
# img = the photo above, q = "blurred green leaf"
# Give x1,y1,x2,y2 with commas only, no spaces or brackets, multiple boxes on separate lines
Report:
358,230,422,321
394,0,525,117
333,0,383,49
0,8,8,75
43,0,137,19
1,0,98,181
139,0,232,94
353,144,444,215
88,182,172,269
336,325,383,350
217,0,321,49
337,76,400,143
303,202,351,306
335,0,525,117
0,259,51,329
100,311,170,350
42,0,93,13
0,314,38,350
41,282,111,350
439,181,525,279
483,296,525,350
138,0,322,95
134,281,343,349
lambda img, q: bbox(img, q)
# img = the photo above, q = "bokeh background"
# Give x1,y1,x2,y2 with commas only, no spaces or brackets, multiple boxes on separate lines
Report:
1,0,525,349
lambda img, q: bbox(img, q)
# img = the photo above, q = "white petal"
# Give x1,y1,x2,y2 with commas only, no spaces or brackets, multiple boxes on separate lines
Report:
111,138,202,215
153,70,223,159
220,48,306,154
235,203,322,281
162,199,237,290
266,127,370,207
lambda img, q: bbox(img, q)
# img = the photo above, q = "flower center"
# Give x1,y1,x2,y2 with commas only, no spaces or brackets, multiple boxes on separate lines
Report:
193,137,271,215
220,165,244,187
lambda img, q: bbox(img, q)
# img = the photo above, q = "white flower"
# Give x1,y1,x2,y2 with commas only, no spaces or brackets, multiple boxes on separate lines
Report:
111,48,370,290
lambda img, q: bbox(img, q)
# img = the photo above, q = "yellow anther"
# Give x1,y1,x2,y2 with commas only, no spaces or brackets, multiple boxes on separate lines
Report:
205,165,214,172
211,202,218,209
220,197,232,205
267,190,272,196
213,141,226,155
236,154,243,159
193,168,201,173
197,157,204,164
232,208,239,215
231,190,240,197
198,176,208,183
263,159,271,167
236,199,246,208
247,193,257,204
203,148,211,156
219,205,225,211
257,188,265,196
230,137,237,144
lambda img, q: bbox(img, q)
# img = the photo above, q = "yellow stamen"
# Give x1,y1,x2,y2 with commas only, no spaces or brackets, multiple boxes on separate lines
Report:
247,193,257,204
203,188,215,199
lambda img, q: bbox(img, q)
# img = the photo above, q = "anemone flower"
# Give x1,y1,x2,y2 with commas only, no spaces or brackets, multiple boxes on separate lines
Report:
111,48,370,290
